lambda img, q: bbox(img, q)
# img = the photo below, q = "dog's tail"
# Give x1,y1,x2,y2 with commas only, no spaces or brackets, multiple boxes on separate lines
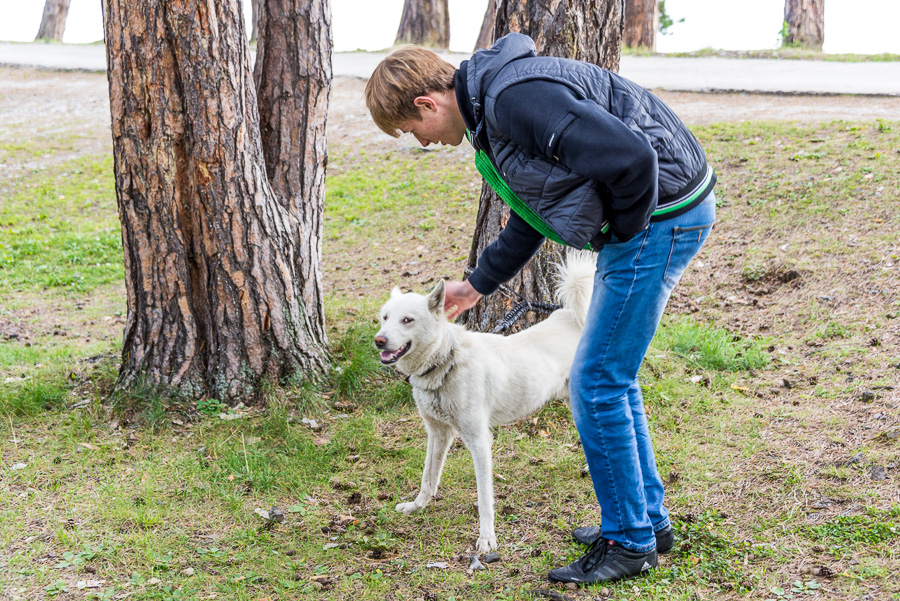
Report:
554,249,596,330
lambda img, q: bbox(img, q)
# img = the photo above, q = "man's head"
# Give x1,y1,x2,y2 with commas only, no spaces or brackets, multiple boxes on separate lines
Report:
365,46,467,147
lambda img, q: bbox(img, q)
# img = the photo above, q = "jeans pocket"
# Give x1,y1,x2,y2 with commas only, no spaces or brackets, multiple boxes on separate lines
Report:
663,222,714,287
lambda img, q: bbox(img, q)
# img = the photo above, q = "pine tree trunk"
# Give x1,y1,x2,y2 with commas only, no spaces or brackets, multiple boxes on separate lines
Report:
254,0,332,354
623,0,657,51
461,0,624,333
474,0,496,50
783,0,824,50
102,0,330,402
35,0,71,41
394,0,450,49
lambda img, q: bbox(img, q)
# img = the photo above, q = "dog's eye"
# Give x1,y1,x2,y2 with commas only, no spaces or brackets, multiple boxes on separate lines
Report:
402,317,414,324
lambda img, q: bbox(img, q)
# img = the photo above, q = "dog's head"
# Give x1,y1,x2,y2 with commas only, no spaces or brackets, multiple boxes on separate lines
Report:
374,280,447,367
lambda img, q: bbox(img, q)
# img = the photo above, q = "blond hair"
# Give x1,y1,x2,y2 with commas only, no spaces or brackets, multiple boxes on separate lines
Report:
365,46,457,138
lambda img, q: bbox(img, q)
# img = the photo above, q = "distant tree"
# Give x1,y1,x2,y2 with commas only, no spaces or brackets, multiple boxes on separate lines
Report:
474,0,496,50
461,0,624,333
623,0,658,51
395,0,450,49
782,0,824,50
658,0,683,35
251,0,259,42
35,0,71,42
102,0,332,401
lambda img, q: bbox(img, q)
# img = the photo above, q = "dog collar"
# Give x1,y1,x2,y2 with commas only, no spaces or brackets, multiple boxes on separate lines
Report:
413,348,456,389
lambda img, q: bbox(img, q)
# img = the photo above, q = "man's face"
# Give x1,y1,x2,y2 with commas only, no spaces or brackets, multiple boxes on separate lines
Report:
399,92,466,147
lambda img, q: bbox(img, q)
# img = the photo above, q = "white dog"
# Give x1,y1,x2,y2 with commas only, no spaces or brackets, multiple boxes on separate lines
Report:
374,251,595,553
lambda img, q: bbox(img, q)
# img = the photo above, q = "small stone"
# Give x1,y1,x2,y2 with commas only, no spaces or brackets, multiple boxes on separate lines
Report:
426,561,449,569
860,391,876,403
600,587,612,597
11,463,27,470
869,465,887,481
147,577,161,586
481,551,501,564
270,506,285,523
182,567,194,576
468,554,485,571
844,452,865,466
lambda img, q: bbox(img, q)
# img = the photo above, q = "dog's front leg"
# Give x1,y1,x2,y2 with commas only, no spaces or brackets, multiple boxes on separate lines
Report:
396,418,454,515
459,426,497,553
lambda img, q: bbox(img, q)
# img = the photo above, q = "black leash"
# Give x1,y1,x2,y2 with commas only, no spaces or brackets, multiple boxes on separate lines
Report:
462,266,561,333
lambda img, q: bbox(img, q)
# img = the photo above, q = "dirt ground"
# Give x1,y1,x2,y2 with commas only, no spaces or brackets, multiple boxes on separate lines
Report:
4,67,900,160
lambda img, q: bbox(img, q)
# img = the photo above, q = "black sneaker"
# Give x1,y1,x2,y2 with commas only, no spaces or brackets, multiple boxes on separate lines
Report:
548,538,658,585
572,525,674,554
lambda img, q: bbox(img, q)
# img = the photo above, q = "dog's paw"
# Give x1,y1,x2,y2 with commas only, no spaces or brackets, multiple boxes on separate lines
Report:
395,501,420,514
475,534,497,554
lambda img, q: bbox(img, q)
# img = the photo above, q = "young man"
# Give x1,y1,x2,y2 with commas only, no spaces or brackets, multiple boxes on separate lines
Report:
365,33,716,584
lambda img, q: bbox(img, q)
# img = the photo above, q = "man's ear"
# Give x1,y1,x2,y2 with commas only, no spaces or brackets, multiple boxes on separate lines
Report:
426,279,446,314
390,286,403,299
413,95,438,113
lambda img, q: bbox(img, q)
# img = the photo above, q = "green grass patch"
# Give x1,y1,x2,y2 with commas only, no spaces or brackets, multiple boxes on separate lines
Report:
802,506,900,551
0,155,122,293
654,316,771,372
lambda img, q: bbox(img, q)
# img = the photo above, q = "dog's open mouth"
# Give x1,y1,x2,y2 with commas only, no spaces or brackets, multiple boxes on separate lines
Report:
380,342,411,365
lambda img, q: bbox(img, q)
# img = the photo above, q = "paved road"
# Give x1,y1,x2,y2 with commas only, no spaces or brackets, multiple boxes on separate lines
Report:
2,41,900,96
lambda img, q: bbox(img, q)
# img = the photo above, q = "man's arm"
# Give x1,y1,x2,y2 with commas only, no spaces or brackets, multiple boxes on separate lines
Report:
494,79,658,240
466,211,545,295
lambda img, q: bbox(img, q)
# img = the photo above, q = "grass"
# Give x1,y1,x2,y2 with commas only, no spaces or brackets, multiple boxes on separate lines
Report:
1,116,900,599
0,155,121,293
623,46,900,62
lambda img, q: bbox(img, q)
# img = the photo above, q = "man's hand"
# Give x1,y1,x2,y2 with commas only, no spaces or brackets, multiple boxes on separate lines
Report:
444,280,483,320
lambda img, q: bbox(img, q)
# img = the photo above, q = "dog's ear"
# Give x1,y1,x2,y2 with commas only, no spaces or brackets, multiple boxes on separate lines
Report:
390,286,402,299
426,279,446,315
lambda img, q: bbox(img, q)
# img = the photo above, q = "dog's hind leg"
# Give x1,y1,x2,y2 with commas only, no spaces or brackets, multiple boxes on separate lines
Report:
459,426,498,553
396,417,455,515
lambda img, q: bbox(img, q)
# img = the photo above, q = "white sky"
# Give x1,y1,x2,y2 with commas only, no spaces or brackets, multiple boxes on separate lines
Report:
1,0,898,55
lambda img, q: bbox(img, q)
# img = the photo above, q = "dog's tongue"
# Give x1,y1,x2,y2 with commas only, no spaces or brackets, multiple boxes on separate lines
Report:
380,350,395,362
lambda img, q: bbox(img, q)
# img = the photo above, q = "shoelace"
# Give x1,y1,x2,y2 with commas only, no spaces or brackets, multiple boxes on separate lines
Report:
581,537,613,572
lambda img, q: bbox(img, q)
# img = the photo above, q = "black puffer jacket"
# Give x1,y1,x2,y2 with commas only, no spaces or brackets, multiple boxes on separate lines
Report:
460,33,716,295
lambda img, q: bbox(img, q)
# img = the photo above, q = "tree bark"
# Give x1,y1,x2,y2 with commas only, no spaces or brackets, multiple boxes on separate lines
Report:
783,0,824,50
102,0,331,402
474,0,496,50
623,0,657,51
461,0,624,333
254,0,332,354
394,0,450,49
35,0,71,41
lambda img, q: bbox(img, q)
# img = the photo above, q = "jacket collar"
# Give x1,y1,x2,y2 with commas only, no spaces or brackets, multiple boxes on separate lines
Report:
463,33,537,142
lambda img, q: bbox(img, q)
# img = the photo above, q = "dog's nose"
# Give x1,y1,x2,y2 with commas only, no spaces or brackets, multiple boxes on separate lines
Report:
374,335,387,349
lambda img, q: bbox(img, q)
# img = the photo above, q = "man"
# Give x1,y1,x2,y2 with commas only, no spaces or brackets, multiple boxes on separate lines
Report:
365,33,716,584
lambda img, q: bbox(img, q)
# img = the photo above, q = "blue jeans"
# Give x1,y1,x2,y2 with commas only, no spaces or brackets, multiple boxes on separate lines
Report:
569,191,716,552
